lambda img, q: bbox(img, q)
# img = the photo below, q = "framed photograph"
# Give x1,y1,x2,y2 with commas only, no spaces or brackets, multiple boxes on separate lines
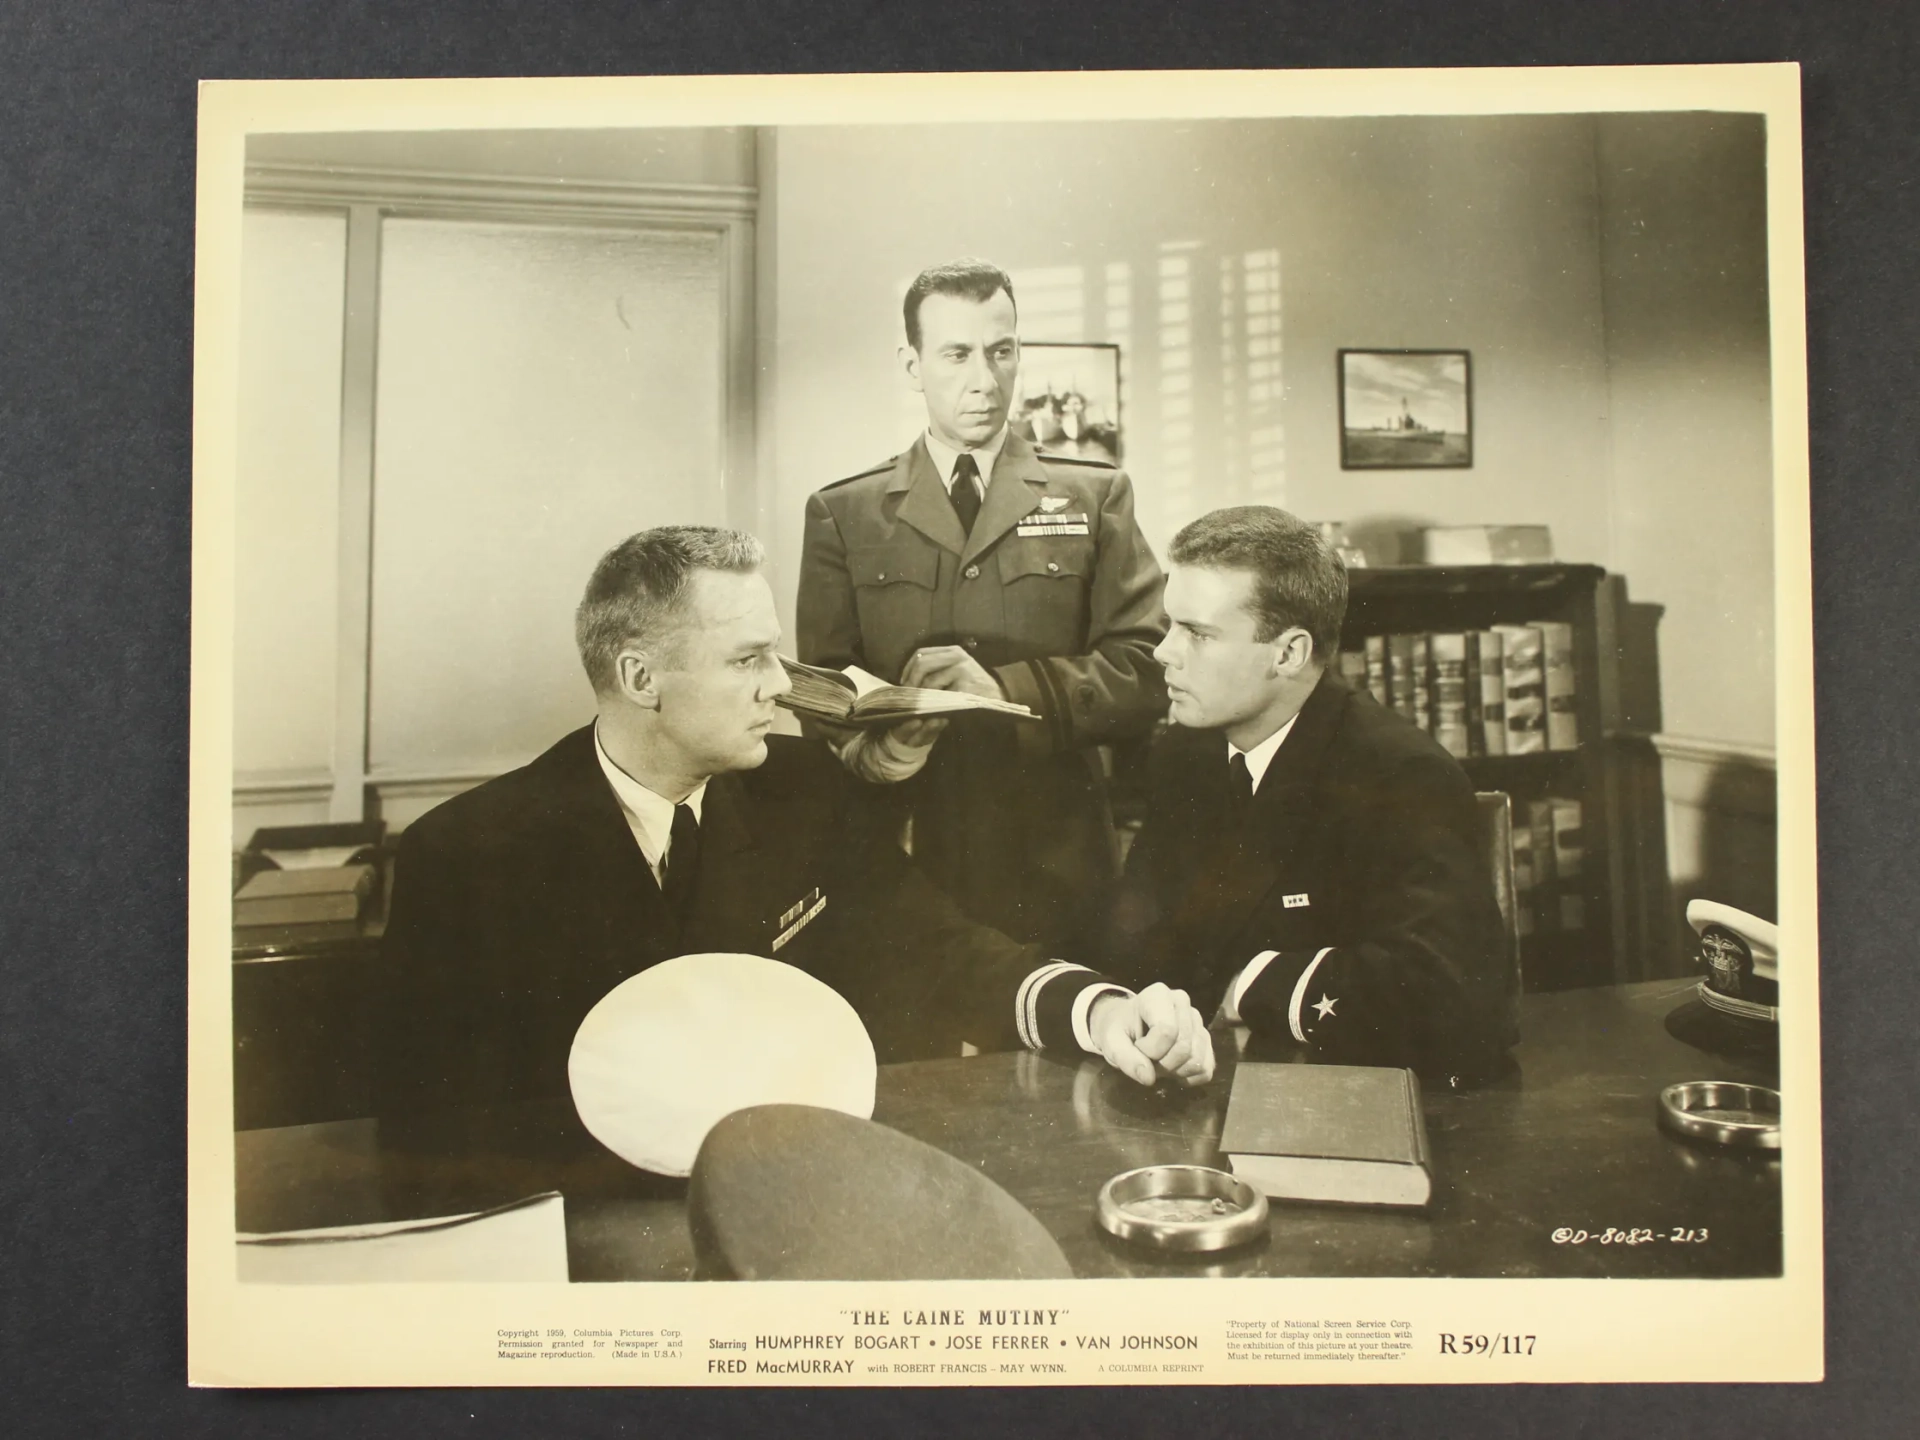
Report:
1012,341,1122,463
1339,348,1473,468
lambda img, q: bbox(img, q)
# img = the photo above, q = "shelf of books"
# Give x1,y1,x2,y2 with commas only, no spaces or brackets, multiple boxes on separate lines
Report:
1340,564,1618,991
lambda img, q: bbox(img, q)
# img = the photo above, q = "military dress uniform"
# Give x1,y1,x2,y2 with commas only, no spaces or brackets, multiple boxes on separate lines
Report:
1107,671,1520,1085
374,728,1130,1120
797,431,1167,959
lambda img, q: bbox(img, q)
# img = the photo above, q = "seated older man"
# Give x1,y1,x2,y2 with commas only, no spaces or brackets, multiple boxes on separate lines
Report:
375,525,1212,1124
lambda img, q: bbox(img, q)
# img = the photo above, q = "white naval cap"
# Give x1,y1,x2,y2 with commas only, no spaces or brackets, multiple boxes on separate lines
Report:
1686,899,1779,1012
567,953,878,1177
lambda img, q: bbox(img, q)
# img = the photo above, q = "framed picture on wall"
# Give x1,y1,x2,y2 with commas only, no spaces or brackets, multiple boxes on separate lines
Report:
1013,341,1122,463
1339,348,1473,468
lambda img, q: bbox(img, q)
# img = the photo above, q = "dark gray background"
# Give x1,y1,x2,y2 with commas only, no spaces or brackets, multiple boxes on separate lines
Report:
1,2,1911,1436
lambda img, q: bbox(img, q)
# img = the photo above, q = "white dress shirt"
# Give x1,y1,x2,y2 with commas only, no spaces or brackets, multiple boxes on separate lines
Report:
595,729,1115,1056
1227,711,1298,794
594,724,706,888
921,424,1009,501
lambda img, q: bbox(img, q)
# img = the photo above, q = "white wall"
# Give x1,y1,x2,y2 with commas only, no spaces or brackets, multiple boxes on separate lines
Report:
761,114,1776,754
232,207,346,835
760,113,1779,941
367,218,728,780
231,118,1780,867
761,116,1619,625
1597,113,1774,752
232,128,756,838
1592,113,1776,937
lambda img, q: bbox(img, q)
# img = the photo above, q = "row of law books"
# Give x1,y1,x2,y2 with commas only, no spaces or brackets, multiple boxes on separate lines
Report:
1336,623,1579,758
1515,796,1586,939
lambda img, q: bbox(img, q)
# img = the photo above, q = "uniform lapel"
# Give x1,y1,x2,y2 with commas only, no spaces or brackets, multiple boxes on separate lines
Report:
961,431,1047,566
540,726,676,938
680,769,763,950
890,440,969,555
1180,673,1349,957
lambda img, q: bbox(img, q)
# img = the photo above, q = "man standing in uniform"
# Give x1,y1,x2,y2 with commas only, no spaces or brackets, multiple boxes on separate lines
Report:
797,259,1167,959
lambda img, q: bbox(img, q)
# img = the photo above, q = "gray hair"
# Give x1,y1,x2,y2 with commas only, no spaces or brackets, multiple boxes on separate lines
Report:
1168,506,1348,659
575,525,765,693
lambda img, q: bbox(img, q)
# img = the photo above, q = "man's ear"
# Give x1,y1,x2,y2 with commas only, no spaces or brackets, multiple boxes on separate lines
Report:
1272,627,1316,678
899,343,925,394
615,649,663,712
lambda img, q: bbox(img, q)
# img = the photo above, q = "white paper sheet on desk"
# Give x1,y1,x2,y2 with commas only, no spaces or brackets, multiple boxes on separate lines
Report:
236,1191,567,1283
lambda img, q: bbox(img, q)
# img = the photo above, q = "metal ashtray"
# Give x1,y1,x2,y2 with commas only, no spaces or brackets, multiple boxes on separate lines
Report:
1095,1165,1270,1253
1657,1081,1782,1151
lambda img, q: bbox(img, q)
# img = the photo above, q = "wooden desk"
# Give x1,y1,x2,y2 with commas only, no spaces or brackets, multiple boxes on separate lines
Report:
231,857,390,1131
234,980,1782,1281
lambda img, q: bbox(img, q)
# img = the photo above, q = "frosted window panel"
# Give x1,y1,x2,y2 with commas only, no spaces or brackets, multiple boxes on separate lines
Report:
234,207,347,779
369,220,726,773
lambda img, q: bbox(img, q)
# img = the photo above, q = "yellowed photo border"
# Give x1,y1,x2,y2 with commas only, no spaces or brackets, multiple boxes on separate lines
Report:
189,64,1818,1387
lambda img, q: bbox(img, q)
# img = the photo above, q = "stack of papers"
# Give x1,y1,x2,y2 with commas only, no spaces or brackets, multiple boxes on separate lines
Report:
236,1192,568,1283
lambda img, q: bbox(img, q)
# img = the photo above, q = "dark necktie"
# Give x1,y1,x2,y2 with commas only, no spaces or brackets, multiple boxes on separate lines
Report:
1228,752,1254,813
949,452,983,535
661,802,701,916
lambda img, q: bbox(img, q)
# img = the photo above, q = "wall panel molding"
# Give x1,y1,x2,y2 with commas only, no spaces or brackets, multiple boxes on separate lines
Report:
1652,731,1779,961
234,768,335,800
1652,733,1777,818
246,162,757,222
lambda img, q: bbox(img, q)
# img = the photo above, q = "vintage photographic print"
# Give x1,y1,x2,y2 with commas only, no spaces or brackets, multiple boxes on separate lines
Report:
1338,349,1472,468
188,67,1819,1387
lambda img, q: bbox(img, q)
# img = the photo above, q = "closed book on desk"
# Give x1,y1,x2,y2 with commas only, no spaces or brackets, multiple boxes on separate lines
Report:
233,862,374,926
1219,1063,1432,1208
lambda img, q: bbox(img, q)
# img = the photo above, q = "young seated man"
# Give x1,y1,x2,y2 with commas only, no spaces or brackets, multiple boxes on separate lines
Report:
1106,506,1518,1086
374,526,1211,1125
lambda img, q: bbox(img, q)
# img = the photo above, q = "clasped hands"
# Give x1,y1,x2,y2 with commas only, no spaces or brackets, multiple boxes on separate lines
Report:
886,650,1217,1087
1088,982,1216,1087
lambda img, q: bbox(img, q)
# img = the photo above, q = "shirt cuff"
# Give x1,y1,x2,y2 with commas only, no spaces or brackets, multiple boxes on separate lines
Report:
1224,949,1281,1024
833,725,936,783
1070,982,1133,1055
1014,961,1104,1051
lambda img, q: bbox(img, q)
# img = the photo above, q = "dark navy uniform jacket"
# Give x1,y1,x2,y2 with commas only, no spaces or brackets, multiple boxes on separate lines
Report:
374,729,1118,1119
1107,672,1520,1084
797,432,1167,958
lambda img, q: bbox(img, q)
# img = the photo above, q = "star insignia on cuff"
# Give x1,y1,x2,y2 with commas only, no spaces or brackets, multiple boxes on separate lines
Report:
1312,994,1338,1020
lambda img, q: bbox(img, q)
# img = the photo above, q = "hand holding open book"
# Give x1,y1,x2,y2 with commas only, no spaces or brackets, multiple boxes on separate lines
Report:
777,656,1038,729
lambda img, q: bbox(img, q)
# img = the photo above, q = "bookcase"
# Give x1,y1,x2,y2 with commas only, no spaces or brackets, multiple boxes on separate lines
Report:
1341,564,1621,991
